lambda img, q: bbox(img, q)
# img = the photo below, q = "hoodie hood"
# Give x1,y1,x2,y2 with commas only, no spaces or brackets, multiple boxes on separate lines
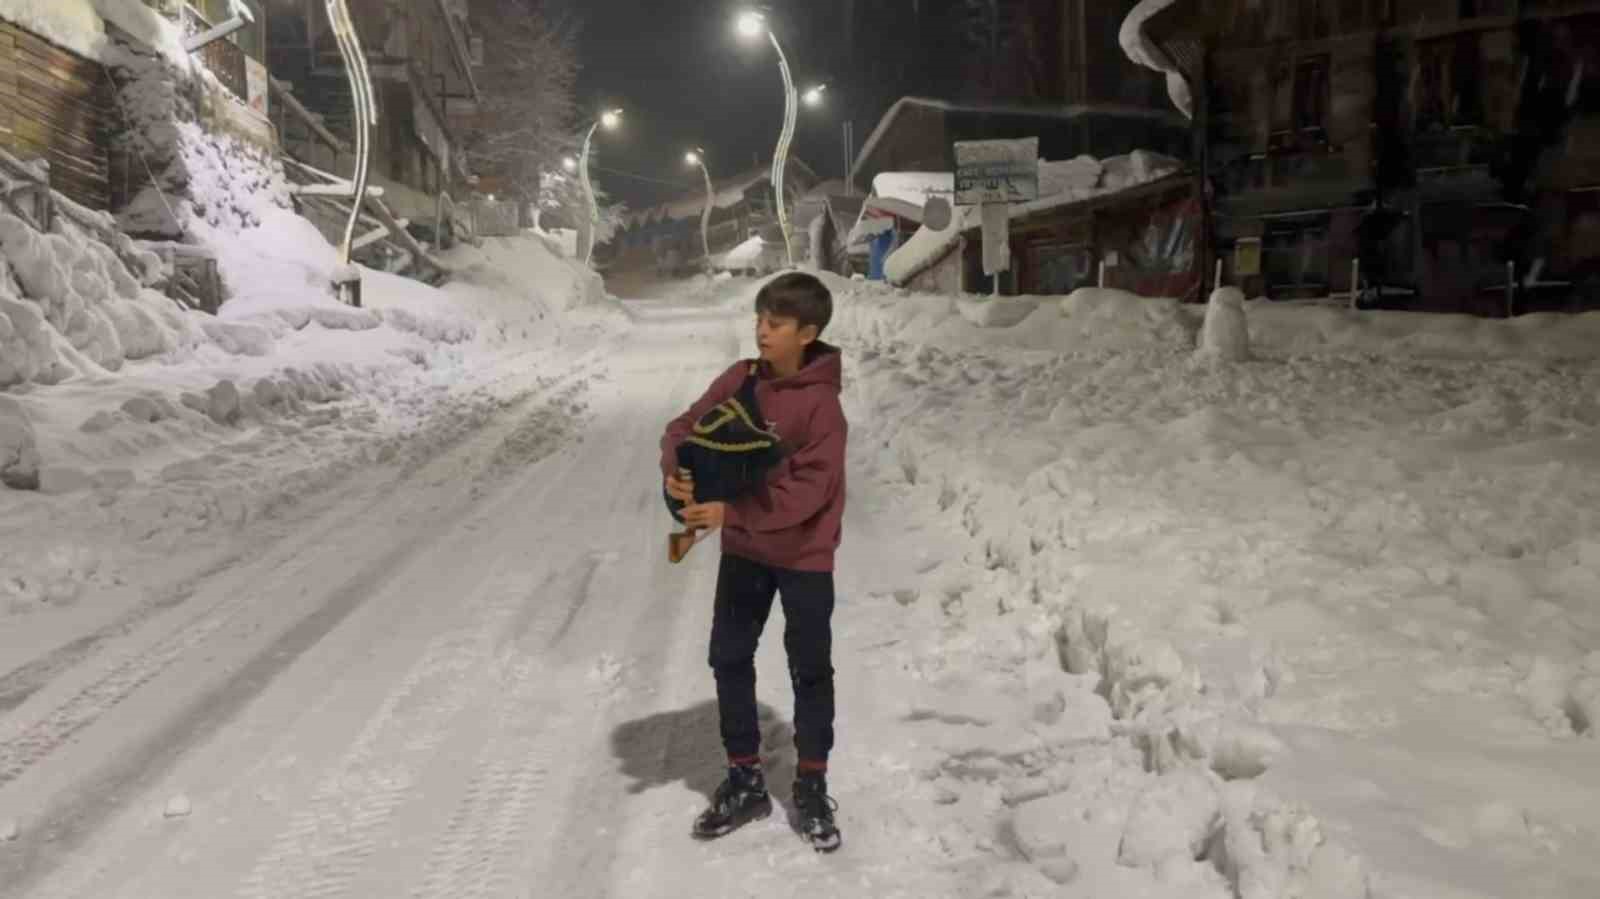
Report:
761,341,842,394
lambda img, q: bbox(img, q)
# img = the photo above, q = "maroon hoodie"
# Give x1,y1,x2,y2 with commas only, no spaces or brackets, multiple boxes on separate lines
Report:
661,343,847,573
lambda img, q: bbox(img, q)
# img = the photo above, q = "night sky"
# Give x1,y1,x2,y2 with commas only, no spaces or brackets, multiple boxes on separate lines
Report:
575,0,874,209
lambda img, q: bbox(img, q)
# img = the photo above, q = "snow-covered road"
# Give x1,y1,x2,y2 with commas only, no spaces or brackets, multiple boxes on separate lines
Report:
0,295,969,898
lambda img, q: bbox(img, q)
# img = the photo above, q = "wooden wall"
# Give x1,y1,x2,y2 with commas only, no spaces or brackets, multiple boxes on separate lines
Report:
0,21,114,211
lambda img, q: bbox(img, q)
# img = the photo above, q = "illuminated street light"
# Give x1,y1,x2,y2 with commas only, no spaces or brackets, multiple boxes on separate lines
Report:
736,10,766,39
578,107,624,268
685,147,714,274
735,7,798,269
562,157,578,172
802,84,828,107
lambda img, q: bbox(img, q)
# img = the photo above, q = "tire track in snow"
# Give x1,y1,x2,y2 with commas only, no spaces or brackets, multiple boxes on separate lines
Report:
0,349,607,723
0,371,602,897
406,659,559,899
406,353,707,899
232,382,613,899
0,371,598,795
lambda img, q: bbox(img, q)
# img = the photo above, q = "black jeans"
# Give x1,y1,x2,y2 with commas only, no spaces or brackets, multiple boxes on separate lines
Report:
709,554,836,766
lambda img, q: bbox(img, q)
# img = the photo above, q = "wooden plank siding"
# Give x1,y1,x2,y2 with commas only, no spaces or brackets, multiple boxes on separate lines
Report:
0,21,114,211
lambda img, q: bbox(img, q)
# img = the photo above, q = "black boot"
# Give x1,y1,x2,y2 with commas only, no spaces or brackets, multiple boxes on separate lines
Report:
692,764,772,839
792,772,841,853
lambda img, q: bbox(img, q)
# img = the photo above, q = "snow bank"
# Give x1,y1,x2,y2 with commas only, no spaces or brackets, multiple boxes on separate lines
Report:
1246,302,1600,362
826,273,1600,897
0,203,201,389
716,235,767,271
110,48,290,240
1121,0,1193,118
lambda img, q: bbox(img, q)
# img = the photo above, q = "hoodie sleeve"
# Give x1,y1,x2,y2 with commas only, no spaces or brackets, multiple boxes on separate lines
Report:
660,362,748,479
725,398,847,533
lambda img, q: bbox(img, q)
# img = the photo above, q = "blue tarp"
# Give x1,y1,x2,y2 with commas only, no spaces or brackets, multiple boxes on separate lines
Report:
868,229,896,280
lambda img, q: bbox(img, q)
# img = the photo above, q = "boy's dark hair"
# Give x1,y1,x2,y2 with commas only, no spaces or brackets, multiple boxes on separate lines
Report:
755,272,832,336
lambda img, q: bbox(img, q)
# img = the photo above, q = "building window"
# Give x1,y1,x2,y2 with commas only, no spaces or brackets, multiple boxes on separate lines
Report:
1415,36,1483,130
1294,56,1331,133
1262,219,1330,295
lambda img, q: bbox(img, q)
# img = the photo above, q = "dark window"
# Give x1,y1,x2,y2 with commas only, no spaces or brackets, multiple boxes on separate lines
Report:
1451,35,1484,124
1028,241,1094,295
1262,221,1331,294
1294,56,1331,132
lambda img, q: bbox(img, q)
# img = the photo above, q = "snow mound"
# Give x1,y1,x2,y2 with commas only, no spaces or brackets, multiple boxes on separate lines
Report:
717,236,767,271
1246,303,1600,361
0,205,201,388
111,49,290,240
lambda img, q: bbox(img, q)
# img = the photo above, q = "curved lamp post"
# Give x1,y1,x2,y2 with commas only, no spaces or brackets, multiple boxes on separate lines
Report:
737,10,798,269
326,0,376,306
578,108,623,268
686,148,715,274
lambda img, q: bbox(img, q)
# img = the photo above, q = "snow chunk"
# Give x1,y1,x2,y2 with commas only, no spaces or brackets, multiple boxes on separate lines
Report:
0,395,41,490
718,236,767,271
1198,287,1251,361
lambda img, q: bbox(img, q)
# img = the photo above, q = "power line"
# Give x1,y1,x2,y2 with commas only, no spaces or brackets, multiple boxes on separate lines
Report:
588,163,693,189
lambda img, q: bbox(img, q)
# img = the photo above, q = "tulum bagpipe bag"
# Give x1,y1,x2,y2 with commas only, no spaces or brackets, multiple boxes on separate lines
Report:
665,364,786,523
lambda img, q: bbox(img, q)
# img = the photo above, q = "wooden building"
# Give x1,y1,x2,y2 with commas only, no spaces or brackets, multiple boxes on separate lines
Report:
0,18,116,211
265,0,480,220
0,1,275,213
1143,0,1600,314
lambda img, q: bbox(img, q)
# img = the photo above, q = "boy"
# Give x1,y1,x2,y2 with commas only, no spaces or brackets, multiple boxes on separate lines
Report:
660,272,847,853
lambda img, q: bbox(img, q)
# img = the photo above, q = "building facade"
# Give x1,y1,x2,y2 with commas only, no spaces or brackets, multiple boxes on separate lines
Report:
1147,0,1600,314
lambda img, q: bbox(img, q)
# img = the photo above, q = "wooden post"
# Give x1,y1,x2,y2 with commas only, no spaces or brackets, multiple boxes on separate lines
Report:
1506,261,1516,318
1350,258,1361,310
1098,259,1106,288
1214,258,1223,291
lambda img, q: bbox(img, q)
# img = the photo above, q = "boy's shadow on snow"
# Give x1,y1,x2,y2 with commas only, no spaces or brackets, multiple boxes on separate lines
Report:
610,699,796,804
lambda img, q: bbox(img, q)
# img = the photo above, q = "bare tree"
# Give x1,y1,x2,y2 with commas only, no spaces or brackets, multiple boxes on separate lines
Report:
467,0,582,205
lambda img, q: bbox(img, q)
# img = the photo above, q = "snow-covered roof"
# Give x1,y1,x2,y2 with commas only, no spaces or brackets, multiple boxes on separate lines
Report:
850,96,1187,188
882,150,1185,286
871,172,954,209
1120,0,1192,119
1,0,189,65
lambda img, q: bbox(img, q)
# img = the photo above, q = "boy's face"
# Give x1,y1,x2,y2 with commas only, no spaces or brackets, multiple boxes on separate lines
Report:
756,312,816,366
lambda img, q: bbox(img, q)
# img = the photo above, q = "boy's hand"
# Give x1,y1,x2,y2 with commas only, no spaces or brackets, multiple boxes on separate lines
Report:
665,473,695,503
681,502,727,530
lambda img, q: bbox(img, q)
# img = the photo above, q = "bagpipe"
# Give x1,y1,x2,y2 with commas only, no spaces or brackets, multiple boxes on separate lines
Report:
665,365,786,562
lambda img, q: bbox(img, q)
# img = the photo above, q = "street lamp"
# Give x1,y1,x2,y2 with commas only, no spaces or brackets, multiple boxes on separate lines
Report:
735,8,798,269
562,157,578,172
802,83,828,107
325,0,375,306
578,107,623,268
686,147,715,274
